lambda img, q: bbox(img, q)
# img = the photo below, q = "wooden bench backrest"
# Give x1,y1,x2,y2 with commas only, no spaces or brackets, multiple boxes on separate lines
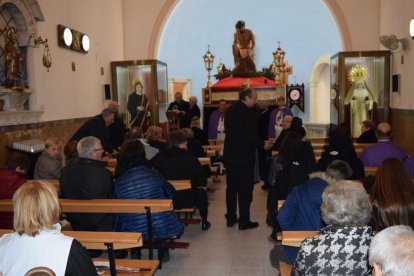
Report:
281,230,317,247
168,180,191,191
0,229,142,250
0,199,173,213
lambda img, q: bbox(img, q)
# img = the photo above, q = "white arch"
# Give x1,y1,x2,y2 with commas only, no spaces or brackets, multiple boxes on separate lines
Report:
309,56,331,123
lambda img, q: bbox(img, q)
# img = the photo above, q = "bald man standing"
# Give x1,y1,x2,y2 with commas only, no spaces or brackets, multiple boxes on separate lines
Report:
359,122,406,166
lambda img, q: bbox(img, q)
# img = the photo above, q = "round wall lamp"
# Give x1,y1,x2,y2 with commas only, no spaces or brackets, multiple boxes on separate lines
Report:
57,24,89,54
81,34,90,52
63,27,73,46
410,18,414,39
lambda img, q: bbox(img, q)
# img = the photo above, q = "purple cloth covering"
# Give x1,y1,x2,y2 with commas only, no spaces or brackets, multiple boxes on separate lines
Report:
267,107,293,139
208,109,224,139
359,140,407,166
404,155,414,178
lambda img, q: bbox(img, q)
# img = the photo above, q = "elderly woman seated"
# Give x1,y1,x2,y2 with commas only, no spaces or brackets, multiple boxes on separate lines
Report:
369,225,414,276
0,181,96,275
293,180,373,275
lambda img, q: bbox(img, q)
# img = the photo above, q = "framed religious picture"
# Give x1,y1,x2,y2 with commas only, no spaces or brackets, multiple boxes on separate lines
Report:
331,51,391,137
110,60,169,132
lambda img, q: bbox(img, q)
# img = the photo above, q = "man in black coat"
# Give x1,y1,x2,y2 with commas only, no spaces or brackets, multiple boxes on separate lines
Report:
224,88,272,230
60,136,114,231
167,92,190,128
71,108,115,154
151,130,211,231
107,101,127,151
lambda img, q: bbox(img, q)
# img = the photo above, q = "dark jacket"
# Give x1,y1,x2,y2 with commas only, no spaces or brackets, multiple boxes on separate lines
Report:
224,101,263,167
151,147,206,189
277,172,332,263
60,158,115,231
187,105,201,127
113,166,184,240
0,170,26,229
356,129,378,144
187,138,206,158
167,100,190,128
71,115,113,153
108,114,127,150
191,127,209,145
317,149,365,180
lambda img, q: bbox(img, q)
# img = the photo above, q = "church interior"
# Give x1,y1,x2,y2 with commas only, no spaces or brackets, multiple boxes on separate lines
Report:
1,0,414,275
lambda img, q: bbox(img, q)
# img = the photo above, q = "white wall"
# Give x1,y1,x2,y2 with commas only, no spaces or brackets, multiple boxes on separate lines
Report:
32,0,124,121
122,0,167,60
380,0,414,109
330,0,380,50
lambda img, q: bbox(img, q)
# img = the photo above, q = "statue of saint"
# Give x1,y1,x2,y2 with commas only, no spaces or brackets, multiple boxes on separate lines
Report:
4,28,23,88
232,20,256,77
345,65,375,137
127,81,152,132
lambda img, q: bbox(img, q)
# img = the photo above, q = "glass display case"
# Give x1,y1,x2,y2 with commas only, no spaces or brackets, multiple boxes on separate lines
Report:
110,60,168,132
330,51,391,137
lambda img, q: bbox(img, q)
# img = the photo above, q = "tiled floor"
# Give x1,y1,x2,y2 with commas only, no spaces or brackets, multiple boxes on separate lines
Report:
155,176,281,275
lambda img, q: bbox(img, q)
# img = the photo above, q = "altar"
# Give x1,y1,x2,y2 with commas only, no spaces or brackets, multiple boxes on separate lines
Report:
202,76,278,128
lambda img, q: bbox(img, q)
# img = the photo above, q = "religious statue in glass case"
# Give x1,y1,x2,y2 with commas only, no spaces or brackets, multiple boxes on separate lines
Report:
330,51,391,138
344,65,376,137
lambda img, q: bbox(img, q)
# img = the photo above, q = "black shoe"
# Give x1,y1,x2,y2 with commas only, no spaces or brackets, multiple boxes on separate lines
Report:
158,249,170,263
238,221,259,230
225,214,237,227
201,221,211,231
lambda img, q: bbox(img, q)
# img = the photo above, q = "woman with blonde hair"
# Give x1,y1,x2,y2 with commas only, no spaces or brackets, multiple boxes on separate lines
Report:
370,157,414,231
0,181,96,275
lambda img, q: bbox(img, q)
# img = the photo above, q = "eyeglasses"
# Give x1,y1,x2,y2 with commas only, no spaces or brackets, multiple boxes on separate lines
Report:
93,147,103,152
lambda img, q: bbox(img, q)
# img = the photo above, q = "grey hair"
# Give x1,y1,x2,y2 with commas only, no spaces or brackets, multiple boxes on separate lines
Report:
100,108,114,118
189,96,197,103
369,225,414,276
326,160,353,180
77,136,101,158
321,180,371,227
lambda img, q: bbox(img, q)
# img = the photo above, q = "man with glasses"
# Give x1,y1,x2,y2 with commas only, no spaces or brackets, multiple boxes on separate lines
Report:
60,136,114,233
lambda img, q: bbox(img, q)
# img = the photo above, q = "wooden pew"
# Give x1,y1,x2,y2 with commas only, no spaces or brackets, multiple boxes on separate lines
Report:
280,261,293,276
208,139,224,145
365,166,378,176
0,198,172,261
93,258,158,275
168,179,191,191
0,229,158,276
278,200,285,210
281,231,317,247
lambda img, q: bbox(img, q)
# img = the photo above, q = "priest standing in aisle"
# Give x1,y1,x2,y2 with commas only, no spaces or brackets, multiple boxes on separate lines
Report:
224,88,272,230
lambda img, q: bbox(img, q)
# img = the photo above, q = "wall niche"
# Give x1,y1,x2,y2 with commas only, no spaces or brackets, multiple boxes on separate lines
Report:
0,0,44,126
